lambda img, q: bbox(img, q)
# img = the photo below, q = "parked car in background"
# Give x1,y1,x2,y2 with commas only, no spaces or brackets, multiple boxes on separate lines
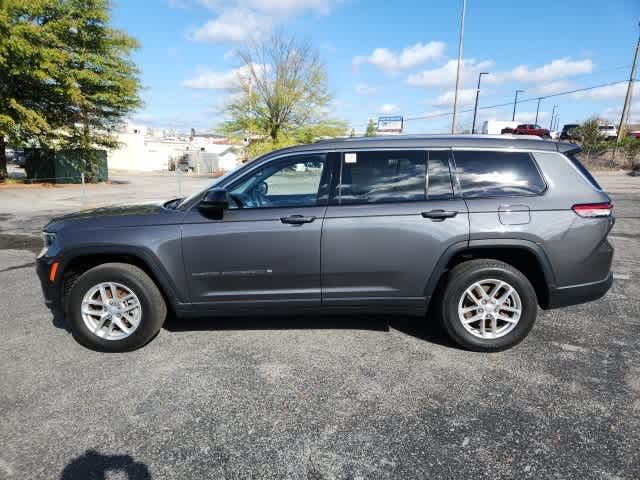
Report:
598,124,618,140
560,124,580,141
37,135,614,353
627,130,640,139
13,149,26,167
501,124,551,138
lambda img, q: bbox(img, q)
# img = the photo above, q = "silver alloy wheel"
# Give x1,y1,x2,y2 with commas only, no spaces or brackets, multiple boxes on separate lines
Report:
457,278,522,340
81,282,142,341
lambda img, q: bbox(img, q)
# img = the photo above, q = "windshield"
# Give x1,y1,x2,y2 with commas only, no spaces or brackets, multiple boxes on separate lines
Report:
175,163,246,209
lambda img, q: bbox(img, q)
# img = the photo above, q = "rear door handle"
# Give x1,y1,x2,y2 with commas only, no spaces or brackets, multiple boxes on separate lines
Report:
280,215,316,225
421,210,458,221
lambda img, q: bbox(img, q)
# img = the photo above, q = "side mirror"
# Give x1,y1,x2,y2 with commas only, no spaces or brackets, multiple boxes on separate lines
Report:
198,188,229,219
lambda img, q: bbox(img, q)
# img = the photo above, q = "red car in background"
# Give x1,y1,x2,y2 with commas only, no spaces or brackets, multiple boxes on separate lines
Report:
501,124,551,138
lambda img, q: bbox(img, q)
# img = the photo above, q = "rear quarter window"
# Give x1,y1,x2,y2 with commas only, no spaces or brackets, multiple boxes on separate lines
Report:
453,150,546,198
566,153,602,191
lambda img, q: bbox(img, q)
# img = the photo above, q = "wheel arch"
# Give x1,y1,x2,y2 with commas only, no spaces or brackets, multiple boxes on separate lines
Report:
425,239,557,309
59,246,186,314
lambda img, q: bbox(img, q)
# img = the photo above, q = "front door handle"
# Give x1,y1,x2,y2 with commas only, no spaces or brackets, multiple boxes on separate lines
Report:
421,210,458,221
280,215,317,225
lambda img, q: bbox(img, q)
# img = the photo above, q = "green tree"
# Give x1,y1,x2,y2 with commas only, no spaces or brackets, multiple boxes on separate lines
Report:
0,0,142,181
577,117,608,163
365,119,376,137
222,33,342,155
0,0,67,179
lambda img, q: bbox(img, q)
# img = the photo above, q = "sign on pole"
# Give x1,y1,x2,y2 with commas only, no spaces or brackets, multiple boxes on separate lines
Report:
377,115,404,134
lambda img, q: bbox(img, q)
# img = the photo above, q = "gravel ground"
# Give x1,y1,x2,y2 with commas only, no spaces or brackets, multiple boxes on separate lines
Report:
0,169,638,479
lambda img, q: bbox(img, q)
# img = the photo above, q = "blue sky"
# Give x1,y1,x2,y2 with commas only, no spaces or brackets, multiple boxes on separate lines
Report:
112,0,640,133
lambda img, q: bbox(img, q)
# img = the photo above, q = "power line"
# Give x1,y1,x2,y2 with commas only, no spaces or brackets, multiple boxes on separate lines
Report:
403,79,635,122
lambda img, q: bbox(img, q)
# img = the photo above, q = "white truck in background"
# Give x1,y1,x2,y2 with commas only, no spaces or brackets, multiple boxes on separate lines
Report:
482,120,520,135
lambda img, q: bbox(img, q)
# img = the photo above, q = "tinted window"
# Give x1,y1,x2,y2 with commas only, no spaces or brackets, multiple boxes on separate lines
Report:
337,151,426,204
453,151,546,197
426,151,454,200
229,154,326,208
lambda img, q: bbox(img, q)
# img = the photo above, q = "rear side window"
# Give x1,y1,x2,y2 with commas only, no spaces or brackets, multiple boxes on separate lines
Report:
566,153,602,190
453,150,546,197
336,150,426,204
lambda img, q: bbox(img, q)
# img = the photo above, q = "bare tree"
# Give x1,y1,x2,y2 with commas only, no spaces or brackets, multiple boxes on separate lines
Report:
222,33,336,147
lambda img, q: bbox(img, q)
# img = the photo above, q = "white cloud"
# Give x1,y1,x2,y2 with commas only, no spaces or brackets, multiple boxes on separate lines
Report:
571,81,636,100
408,57,592,90
191,8,267,43
354,83,378,95
434,88,478,106
407,59,494,87
530,80,574,96
379,103,400,114
197,0,333,14
507,58,593,83
181,63,264,89
190,0,337,43
353,42,445,73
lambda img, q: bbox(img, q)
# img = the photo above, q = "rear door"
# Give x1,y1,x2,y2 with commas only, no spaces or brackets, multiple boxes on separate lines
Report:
321,149,469,308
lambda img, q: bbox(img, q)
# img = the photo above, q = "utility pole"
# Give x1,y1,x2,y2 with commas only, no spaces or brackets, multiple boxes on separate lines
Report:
451,0,467,134
549,105,558,130
615,21,640,145
512,90,524,121
534,97,542,125
471,72,489,134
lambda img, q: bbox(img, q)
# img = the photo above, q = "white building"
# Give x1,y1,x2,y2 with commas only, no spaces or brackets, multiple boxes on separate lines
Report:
107,123,242,173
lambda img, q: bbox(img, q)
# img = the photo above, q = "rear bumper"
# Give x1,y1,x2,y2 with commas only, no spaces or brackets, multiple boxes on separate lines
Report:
546,272,613,309
36,256,63,311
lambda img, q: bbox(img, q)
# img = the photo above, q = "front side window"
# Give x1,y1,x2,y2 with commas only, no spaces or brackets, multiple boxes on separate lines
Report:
453,150,546,198
336,150,426,204
228,154,326,208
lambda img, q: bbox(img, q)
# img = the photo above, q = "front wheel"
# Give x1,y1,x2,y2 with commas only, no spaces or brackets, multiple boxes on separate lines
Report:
66,263,167,352
439,259,537,352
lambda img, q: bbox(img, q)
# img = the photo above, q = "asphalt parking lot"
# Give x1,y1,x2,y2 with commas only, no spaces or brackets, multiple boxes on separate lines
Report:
1,169,639,479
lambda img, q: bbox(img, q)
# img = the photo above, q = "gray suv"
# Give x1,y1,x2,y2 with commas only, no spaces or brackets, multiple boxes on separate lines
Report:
36,135,614,352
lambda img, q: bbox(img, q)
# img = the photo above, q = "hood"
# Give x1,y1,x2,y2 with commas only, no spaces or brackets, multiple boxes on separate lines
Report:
45,201,183,232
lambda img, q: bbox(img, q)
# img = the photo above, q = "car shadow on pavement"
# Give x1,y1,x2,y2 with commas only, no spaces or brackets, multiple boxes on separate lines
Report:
163,314,457,349
60,449,151,479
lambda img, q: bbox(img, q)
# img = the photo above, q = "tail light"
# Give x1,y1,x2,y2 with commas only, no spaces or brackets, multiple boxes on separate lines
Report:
572,202,613,218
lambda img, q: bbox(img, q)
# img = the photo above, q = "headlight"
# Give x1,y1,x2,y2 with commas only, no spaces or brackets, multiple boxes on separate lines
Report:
42,232,56,249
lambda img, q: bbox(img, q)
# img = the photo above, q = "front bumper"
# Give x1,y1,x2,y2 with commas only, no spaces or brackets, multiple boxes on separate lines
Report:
546,272,613,309
36,255,63,312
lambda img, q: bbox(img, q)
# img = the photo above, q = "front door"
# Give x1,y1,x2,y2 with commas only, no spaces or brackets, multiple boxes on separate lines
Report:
181,153,331,309
321,149,469,307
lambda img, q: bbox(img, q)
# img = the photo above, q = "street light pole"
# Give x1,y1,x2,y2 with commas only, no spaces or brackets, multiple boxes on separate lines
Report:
451,0,467,134
534,97,542,125
512,90,524,121
549,105,558,130
471,72,488,134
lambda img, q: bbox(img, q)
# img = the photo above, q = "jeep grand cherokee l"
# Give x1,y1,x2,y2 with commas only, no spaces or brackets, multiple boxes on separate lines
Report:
37,135,614,352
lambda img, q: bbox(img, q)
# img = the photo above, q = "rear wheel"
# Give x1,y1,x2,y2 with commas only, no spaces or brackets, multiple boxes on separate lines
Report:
439,259,537,352
66,263,167,352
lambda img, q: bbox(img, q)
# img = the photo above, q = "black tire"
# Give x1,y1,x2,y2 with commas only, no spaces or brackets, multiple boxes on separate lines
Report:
439,259,537,352
66,263,167,352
